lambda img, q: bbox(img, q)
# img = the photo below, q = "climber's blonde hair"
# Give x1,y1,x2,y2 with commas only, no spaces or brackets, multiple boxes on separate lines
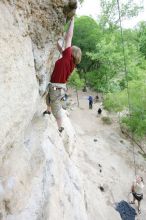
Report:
72,46,82,65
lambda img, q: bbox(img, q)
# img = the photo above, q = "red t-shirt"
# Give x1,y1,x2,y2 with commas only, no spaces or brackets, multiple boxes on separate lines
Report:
50,47,75,83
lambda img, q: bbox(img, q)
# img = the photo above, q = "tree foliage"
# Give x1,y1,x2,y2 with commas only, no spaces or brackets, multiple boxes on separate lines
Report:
104,75,146,138
137,21,146,58
68,69,85,89
99,0,143,29
78,0,84,4
73,16,101,74
73,0,146,138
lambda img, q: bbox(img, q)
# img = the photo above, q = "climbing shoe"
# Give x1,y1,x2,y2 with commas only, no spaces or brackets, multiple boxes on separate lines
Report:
58,127,64,133
43,110,51,115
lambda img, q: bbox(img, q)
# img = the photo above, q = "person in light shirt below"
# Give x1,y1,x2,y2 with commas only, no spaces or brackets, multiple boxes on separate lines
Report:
130,175,144,214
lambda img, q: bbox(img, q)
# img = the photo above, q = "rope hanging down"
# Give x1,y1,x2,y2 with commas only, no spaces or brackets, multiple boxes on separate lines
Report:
116,0,137,176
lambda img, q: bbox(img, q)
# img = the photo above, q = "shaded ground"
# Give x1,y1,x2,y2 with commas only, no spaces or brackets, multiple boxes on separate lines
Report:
68,89,146,220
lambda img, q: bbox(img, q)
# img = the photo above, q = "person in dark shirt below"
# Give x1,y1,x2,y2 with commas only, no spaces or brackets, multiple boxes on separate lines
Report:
94,95,99,103
97,108,102,115
88,96,93,109
43,17,82,133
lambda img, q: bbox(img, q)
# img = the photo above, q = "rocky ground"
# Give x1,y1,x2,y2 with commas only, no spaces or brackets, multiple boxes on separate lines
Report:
69,89,146,220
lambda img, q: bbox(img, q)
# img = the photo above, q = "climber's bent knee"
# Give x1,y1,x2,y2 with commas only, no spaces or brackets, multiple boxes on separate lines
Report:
49,86,65,118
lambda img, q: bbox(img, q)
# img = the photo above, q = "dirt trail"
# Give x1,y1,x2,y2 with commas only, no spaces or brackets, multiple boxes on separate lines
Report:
69,89,146,220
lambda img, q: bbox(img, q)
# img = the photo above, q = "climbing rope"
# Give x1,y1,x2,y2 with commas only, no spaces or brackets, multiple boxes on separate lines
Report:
116,0,137,176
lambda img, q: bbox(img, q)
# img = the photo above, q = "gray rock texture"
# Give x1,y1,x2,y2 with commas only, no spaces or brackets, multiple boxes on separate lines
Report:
1,1,146,220
0,1,85,219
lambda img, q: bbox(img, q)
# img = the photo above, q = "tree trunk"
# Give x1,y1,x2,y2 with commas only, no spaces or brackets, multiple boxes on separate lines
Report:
76,87,80,107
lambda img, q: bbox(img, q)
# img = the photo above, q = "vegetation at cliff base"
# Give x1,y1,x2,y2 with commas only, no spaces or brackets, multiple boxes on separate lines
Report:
73,0,146,138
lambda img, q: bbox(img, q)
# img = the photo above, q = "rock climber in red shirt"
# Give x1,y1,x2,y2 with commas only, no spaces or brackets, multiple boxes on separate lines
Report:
43,17,82,132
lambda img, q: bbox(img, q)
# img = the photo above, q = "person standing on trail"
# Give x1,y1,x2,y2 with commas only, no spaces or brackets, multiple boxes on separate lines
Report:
88,96,93,109
43,17,82,133
130,176,144,214
94,94,99,103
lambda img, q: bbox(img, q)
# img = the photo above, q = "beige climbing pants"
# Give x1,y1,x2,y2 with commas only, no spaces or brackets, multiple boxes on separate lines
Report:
46,85,66,118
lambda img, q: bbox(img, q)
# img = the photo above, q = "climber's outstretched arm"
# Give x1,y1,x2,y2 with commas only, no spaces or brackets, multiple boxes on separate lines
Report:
65,16,74,49
57,41,63,54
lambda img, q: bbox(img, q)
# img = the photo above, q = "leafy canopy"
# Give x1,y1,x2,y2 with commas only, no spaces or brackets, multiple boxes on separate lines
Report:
73,0,146,138
73,16,102,73
68,69,85,89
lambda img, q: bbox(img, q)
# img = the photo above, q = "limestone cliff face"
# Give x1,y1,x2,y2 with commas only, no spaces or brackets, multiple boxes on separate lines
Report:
0,0,77,151
2,1,142,220
0,1,88,219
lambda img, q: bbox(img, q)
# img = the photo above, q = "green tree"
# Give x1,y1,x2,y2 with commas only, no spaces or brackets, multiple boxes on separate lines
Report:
73,16,102,81
68,70,85,107
68,69,85,89
104,76,146,138
86,31,123,92
72,2,146,138
137,21,146,58
99,0,143,29
85,0,143,92
79,0,84,3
